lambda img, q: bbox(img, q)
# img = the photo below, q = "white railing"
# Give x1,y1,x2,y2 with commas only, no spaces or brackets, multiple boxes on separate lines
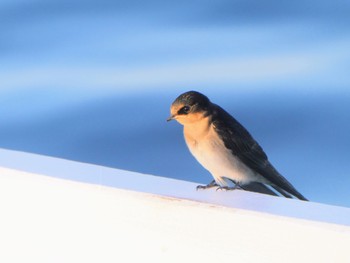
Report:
0,149,349,263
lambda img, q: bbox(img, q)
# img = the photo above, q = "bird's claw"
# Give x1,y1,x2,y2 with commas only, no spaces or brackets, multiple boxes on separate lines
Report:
196,185,207,190
196,184,215,190
196,180,243,191
196,180,218,191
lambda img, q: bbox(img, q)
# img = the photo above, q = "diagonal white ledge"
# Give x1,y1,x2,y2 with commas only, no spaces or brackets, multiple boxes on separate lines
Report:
0,149,349,262
0,149,349,226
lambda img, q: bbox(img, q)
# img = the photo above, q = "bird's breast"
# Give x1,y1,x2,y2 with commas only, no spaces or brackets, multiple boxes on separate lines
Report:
185,126,232,173
184,124,258,185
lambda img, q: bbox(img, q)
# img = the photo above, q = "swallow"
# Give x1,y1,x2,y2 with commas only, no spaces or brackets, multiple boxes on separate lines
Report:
167,91,308,201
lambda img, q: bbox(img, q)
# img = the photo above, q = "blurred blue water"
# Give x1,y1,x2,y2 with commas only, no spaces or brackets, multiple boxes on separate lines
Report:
0,0,349,207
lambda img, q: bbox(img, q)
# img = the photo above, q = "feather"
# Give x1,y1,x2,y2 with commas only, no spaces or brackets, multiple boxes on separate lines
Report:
211,103,308,201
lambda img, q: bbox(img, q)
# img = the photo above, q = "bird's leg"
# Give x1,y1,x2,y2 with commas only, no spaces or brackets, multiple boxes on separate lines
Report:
196,180,218,190
216,183,243,191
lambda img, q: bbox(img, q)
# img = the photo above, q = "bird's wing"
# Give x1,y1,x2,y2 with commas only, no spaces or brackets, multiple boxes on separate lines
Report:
211,104,270,175
211,104,307,200
240,182,278,196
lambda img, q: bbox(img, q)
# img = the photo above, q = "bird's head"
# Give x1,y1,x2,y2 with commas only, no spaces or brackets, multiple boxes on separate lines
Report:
167,91,211,125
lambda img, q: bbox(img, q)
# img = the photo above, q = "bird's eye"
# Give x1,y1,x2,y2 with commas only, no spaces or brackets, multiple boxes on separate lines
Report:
179,105,191,115
183,106,190,112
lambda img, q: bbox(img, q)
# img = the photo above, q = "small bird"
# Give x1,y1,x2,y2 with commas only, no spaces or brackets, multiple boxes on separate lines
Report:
167,91,307,201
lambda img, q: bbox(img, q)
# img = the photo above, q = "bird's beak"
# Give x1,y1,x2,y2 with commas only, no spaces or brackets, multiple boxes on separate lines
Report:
167,114,176,122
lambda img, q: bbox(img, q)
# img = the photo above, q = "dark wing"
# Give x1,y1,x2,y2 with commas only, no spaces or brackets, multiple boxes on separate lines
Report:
211,104,307,201
240,182,279,197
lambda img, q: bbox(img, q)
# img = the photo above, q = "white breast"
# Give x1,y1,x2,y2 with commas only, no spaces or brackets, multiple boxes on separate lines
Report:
184,124,260,187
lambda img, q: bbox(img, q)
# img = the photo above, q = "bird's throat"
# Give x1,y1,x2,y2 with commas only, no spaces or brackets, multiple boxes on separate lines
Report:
183,116,212,144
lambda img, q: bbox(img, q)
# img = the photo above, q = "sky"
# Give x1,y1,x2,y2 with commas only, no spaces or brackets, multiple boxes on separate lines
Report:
0,0,350,207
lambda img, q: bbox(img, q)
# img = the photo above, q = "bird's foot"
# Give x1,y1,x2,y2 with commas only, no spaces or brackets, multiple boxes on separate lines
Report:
196,180,218,190
216,184,243,191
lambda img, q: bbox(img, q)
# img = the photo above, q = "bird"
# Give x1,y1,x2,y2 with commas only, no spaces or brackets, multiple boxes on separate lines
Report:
167,91,308,201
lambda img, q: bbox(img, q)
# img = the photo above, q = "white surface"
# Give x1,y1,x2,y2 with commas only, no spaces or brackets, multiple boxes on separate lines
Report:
0,167,350,263
0,149,350,262
0,149,349,226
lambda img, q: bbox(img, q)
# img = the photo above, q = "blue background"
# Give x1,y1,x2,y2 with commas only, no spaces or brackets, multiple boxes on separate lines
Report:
1,0,349,207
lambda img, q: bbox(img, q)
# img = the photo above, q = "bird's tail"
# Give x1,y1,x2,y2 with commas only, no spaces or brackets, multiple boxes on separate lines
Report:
272,185,308,201
271,176,308,201
265,164,308,201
